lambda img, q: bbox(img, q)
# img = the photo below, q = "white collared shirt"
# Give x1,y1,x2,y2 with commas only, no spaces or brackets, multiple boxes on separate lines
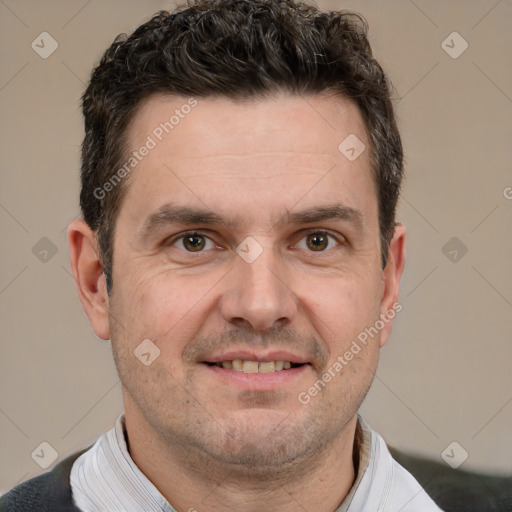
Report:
70,413,443,511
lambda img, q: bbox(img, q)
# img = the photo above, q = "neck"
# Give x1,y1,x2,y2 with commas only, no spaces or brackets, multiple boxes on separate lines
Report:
125,411,360,512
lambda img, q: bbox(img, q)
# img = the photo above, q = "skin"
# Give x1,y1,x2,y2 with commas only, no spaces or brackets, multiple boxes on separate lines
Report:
68,92,406,511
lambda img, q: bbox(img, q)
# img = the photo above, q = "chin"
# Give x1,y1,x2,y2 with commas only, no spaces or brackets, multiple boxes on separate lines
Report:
201,409,323,471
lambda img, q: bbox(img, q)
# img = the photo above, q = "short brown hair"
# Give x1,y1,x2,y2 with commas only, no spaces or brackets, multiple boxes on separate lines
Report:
80,0,403,293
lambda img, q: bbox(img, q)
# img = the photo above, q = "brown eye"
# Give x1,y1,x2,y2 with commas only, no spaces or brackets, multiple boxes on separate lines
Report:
306,232,329,251
295,231,340,253
182,234,206,252
168,232,214,252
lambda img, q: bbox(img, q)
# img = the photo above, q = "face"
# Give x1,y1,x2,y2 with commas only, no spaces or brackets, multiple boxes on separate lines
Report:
94,92,403,473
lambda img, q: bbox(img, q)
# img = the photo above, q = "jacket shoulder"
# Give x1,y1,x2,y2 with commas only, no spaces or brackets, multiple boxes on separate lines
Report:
389,446,512,512
0,447,90,512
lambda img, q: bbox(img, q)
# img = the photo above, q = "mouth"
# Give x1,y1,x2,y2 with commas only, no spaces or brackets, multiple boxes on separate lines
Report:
203,359,309,373
199,351,312,390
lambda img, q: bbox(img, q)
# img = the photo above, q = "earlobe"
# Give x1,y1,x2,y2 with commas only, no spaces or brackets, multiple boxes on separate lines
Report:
378,223,406,348
68,219,110,340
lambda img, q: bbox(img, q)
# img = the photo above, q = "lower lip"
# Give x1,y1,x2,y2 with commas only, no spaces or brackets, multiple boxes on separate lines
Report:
201,363,310,391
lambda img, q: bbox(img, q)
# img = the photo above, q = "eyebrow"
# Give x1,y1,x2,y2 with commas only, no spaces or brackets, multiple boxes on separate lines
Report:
138,202,364,240
285,204,364,229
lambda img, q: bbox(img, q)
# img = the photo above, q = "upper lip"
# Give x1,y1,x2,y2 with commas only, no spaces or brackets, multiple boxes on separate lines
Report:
202,350,310,364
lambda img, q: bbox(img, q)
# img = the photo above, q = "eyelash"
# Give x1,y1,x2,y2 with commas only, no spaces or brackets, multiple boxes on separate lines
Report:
166,229,344,254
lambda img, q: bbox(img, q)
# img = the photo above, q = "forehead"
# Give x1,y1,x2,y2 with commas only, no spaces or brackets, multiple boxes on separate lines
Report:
127,91,368,160
118,91,376,232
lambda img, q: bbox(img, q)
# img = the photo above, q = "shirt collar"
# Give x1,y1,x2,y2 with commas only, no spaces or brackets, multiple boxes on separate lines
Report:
334,415,372,511
70,413,177,511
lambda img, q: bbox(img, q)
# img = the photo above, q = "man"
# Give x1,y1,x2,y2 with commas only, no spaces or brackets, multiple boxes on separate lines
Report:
1,0,444,510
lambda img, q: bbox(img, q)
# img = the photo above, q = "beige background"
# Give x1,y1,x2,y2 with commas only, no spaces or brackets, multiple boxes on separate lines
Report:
1,0,511,494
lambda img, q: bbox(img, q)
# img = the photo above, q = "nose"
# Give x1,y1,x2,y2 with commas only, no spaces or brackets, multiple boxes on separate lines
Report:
218,243,298,332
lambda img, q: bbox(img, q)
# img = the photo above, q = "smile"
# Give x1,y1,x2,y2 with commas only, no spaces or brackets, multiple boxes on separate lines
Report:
206,360,306,373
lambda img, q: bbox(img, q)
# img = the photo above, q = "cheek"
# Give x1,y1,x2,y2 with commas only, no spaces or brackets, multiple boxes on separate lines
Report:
115,266,223,347
303,269,381,348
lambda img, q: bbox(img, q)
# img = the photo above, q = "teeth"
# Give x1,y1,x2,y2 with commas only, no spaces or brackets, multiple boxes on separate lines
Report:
215,360,298,373
259,361,275,373
242,360,259,373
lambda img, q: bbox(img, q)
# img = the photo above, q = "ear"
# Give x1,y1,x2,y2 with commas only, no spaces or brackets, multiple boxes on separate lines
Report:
68,219,110,340
378,223,406,348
